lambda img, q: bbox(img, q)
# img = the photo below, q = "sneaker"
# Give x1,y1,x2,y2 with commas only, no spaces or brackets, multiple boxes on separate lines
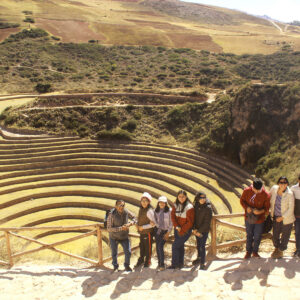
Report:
158,265,165,271
244,252,251,259
200,264,206,270
252,252,261,258
192,258,201,266
134,258,144,268
167,265,176,270
124,265,132,272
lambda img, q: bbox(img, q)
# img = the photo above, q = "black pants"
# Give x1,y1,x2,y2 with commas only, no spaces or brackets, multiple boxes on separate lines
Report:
138,233,153,265
272,219,293,251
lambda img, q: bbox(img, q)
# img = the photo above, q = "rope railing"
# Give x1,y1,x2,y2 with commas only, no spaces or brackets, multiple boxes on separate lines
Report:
0,214,296,268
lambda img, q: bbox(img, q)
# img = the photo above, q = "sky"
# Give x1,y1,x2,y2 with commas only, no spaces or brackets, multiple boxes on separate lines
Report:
181,0,300,23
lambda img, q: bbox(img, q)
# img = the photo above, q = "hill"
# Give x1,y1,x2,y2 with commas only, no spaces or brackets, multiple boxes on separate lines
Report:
0,0,300,54
0,28,299,95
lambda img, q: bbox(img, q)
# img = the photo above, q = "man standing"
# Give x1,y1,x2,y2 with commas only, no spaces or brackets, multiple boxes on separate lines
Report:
107,200,137,271
291,174,300,258
240,178,270,259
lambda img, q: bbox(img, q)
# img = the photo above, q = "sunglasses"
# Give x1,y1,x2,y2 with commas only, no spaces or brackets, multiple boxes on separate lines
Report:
199,197,206,199
117,204,125,207
279,181,288,184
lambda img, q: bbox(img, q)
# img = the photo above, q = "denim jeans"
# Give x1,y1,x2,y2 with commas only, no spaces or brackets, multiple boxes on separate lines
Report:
109,237,131,268
196,232,209,264
171,229,191,267
245,220,264,253
295,217,300,253
155,230,167,267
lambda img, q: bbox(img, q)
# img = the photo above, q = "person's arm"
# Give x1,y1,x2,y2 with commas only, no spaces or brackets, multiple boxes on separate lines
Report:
171,206,179,228
167,211,173,233
127,210,137,225
282,193,295,221
240,190,249,210
107,213,123,232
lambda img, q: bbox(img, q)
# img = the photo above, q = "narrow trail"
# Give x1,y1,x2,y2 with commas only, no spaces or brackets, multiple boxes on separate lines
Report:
268,19,283,33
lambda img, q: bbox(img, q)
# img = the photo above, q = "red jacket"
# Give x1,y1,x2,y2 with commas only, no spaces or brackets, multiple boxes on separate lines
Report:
240,186,270,224
171,202,194,236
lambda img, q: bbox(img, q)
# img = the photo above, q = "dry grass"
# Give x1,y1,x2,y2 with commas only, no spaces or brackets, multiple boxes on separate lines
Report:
1,0,299,53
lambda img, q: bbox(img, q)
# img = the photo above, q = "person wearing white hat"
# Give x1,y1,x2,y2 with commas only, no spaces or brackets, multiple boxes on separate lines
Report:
135,192,155,268
150,196,173,271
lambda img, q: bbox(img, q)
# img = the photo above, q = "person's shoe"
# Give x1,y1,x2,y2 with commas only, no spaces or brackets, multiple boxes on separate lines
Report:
113,265,119,272
124,265,132,272
192,258,201,265
134,258,144,268
167,265,176,270
244,252,251,259
143,262,151,268
177,264,184,269
158,265,165,271
271,248,279,259
252,252,261,258
293,250,299,257
276,250,283,259
200,264,206,270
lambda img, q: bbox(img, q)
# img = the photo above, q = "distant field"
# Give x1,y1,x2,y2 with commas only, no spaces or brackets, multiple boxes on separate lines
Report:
1,0,299,54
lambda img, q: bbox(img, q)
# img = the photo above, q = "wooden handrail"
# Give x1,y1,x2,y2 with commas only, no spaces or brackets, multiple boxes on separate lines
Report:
0,213,297,267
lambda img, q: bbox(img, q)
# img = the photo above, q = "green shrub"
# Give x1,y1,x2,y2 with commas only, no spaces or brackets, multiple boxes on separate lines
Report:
35,83,51,93
23,17,35,23
96,128,132,141
121,119,137,132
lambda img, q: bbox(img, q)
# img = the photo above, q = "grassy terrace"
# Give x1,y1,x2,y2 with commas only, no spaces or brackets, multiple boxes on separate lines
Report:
0,129,251,261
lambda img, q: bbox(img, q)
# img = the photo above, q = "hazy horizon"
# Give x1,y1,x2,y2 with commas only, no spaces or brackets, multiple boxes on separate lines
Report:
181,0,300,23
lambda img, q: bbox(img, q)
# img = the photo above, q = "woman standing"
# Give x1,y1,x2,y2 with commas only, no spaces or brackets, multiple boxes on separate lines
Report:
192,192,213,270
151,196,173,271
135,192,155,268
168,190,194,269
270,176,295,259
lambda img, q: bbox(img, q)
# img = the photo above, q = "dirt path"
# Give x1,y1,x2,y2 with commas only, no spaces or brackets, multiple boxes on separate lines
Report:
0,253,299,300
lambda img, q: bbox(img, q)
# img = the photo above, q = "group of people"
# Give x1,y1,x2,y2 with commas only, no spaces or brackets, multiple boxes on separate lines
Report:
106,190,212,272
106,174,300,272
241,175,300,259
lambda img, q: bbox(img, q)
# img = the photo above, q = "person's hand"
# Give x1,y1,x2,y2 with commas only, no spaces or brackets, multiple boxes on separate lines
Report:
253,209,261,215
137,226,144,231
192,229,198,235
121,225,129,231
196,232,203,238
150,221,155,227
247,207,252,214
276,217,283,222
163,232,169,241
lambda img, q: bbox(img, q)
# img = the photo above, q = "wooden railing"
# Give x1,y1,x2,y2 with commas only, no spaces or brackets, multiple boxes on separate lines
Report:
0,214,296,267
0,224,104,267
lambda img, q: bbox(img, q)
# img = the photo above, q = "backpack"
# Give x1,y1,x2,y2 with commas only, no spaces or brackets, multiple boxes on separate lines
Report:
104,208,114,228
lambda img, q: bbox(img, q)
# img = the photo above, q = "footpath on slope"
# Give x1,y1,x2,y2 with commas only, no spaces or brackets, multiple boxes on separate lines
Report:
0,252,299,300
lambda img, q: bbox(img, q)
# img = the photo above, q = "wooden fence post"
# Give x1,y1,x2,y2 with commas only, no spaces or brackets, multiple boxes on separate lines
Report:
210,217,217,257
5,231,13,267
97,225,103,266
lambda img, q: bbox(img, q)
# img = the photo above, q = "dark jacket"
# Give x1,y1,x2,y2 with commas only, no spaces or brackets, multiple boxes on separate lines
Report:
193,200,213,233
137,207,154,234
107,208,136,240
